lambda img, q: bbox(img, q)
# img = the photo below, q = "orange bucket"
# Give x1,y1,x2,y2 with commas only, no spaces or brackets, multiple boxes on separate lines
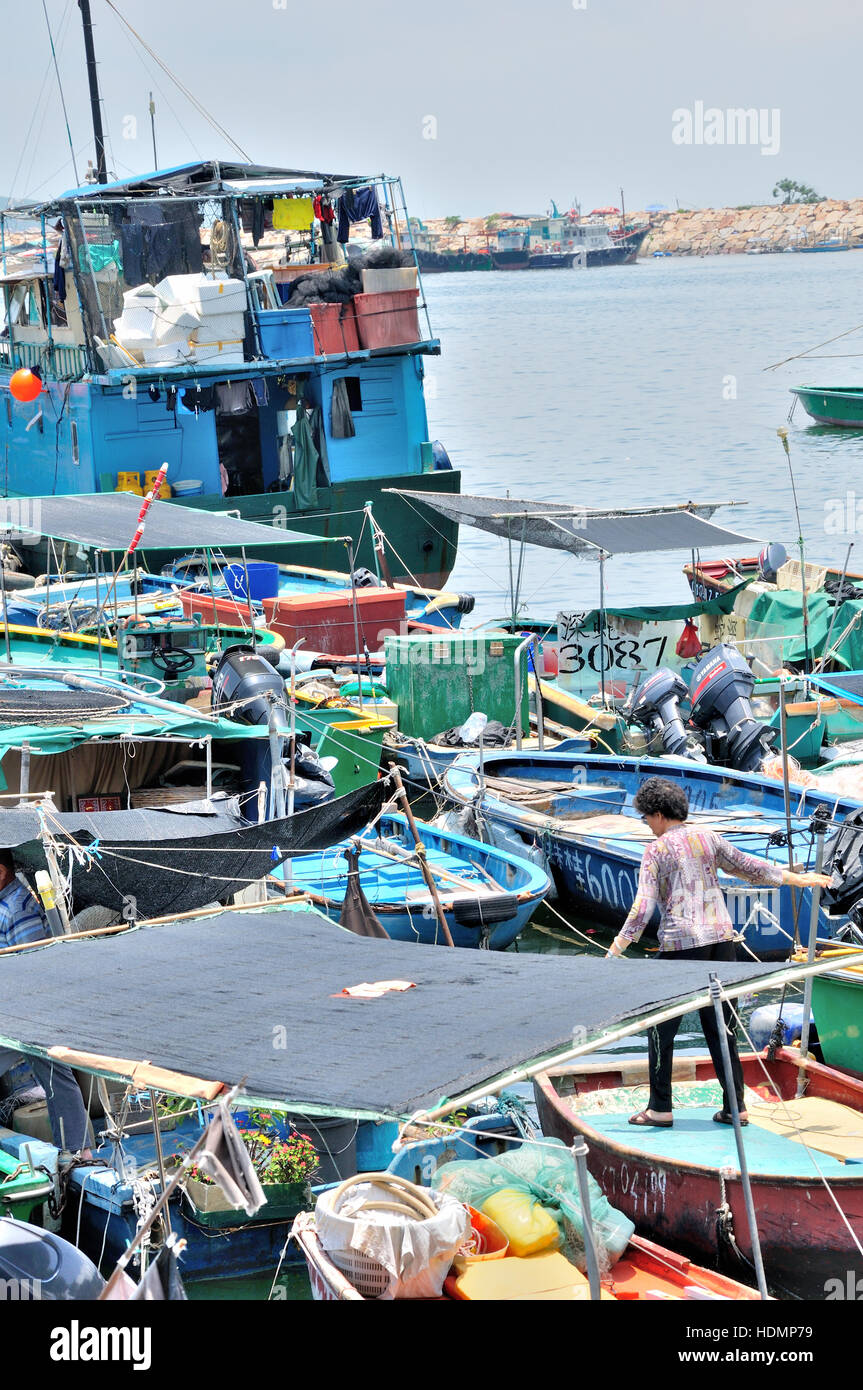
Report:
452,1206,509,1269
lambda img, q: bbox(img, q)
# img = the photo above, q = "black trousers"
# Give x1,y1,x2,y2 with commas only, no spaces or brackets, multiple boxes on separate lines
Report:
647,941,745,1115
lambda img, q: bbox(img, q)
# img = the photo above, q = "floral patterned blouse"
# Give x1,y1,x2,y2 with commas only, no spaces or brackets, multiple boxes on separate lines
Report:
617,824,784,953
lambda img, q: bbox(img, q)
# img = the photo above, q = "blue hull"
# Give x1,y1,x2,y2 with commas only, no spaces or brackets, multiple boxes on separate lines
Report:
281,811,550,949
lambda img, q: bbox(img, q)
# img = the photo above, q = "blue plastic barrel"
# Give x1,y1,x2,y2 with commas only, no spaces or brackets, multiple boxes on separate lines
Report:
749,1002,813,1050
224,561,280,602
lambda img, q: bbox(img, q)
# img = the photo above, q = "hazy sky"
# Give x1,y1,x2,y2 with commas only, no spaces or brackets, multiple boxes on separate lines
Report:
4,0,860,216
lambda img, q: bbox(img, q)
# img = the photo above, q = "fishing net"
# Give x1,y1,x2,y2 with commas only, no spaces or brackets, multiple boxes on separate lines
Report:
431,1137,634,1276
0,688,132,724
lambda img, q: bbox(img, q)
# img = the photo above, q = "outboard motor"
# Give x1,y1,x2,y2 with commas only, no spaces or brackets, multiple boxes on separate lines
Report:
212,645,285,726
757,542,788,585
629,668,694,758
688,644,775,772
211,645,335,811
0,1217,105,1299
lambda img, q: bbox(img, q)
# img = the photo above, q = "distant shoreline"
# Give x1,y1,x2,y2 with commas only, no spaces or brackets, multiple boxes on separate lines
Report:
414,200,863,258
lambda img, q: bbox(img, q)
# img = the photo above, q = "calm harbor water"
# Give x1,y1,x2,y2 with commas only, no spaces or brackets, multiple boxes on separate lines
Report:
198,255,826,1299
423,250,863,622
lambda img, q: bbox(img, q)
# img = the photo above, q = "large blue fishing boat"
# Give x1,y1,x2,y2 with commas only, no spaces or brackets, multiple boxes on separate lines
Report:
0,158,458,586
0,10,459,586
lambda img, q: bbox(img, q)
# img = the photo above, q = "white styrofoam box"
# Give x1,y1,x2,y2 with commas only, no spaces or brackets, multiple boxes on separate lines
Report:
142,341,193,366
114,303,160,340
191,311,246,345
156,273,247,316
361,267,419,294
155,303,202,346
189,342,246,364
123,283,159,309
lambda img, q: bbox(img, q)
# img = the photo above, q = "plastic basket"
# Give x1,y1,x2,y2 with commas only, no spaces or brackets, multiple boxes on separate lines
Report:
326,1246,391,1299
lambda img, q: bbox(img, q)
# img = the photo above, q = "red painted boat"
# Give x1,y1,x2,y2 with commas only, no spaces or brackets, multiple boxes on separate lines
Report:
534,1048,863,1300
292,1211,761,1301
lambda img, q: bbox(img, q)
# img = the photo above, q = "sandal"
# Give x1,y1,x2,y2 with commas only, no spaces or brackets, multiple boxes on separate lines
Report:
713,1110,749,1127
628,1110,673,1128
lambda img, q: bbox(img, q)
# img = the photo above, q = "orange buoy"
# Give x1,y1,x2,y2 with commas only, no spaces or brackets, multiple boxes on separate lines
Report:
9,368,43,403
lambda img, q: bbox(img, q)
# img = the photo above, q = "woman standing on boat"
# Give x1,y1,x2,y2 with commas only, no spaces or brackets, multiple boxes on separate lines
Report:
605,777,830,1128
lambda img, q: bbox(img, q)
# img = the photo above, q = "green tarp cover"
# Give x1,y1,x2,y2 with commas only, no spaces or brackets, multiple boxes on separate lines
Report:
0,709,268,761
573,581,750,629
746,590,863,671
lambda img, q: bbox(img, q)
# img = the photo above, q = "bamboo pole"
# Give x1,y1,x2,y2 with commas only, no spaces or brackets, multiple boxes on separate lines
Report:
387,764,455,946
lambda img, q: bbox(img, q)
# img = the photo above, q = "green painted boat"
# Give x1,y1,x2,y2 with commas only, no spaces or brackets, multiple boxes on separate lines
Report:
790,386,863,428
810,958,863,1074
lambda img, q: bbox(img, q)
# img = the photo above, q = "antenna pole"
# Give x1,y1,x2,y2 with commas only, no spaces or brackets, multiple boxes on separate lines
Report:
149,91,158,167
78,0,107,184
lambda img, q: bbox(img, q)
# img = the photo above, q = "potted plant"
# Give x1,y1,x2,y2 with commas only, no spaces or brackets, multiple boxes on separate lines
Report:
183,1110,320,1223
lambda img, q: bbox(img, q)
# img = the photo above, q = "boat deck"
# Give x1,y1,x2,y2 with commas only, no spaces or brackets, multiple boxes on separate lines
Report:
577,1104,856,1179
285,835,515,904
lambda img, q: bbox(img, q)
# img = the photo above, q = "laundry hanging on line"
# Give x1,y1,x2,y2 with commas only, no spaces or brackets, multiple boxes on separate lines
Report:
273,197,315,231
337,187,384,244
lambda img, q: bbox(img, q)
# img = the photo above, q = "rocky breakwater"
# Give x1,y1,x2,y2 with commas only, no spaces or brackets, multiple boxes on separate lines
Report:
643,200,863,256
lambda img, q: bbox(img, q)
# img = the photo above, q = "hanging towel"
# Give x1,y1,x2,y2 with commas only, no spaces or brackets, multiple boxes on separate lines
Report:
215,380,256,415
273,197,314,231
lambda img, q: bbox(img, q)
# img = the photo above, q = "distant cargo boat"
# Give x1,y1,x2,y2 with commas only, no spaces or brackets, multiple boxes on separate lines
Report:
790,386,863,427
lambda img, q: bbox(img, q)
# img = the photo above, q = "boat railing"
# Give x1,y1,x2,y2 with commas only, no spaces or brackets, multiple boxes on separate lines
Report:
0,339,89,379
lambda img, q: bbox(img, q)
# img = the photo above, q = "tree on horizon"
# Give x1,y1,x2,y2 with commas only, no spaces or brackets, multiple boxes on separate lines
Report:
772,179,823,205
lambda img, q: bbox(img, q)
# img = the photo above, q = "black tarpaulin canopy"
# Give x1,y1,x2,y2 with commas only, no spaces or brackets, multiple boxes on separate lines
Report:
0,781,390,919
0,494,318,552
0,906,788,1118
388,491,763,558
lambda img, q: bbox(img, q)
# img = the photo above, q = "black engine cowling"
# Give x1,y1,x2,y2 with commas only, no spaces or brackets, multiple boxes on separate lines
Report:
629,668,694,758
688,644,775,772
212,645,285,726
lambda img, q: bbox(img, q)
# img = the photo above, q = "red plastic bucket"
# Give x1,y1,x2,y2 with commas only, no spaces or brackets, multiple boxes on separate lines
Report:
354,290,421,349
310,302,360,354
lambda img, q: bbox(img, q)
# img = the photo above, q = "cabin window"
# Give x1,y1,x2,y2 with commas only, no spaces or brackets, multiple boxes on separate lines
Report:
343,377,363,412
70,420,79,465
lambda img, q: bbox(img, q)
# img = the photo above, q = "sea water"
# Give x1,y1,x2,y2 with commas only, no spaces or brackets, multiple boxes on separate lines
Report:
424,250,863,621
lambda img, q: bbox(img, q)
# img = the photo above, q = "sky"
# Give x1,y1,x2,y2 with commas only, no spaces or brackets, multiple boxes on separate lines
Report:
3,0,861,217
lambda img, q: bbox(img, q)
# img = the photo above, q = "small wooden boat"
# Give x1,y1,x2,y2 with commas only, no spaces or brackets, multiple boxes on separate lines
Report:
279,811,551,949
293,1213,761,1301
790,385,863,428
443,750,862,956
534,1047,863,1300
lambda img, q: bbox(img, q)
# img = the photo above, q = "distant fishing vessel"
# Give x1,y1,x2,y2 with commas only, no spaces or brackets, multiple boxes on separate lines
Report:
491,215,648,270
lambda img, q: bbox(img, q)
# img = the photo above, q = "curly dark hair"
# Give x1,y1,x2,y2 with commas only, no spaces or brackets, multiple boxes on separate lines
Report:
633,777,689,822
